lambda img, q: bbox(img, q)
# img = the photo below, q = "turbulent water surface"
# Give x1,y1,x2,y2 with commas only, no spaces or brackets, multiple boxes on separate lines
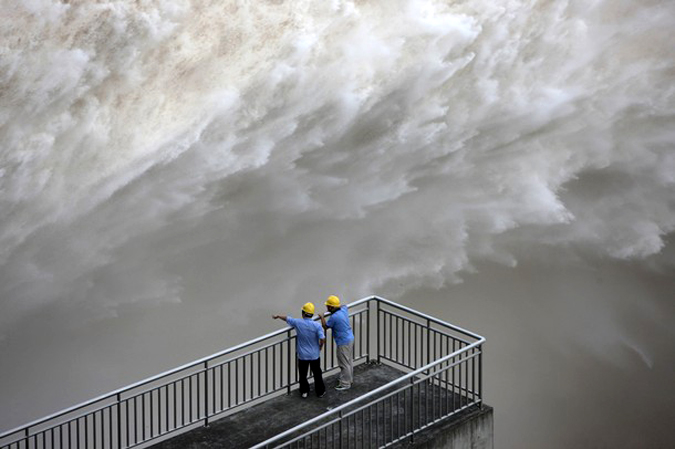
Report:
1,1,674,447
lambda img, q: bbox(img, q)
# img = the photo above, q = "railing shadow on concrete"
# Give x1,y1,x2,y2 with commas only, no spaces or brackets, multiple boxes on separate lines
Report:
0,296,484,449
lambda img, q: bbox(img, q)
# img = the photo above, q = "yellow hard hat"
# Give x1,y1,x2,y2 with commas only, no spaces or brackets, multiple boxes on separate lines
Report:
325,295,340,307
302,302,315,315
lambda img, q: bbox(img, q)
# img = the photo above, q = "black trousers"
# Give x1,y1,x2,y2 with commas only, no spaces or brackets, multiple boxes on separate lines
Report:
298,358,325,396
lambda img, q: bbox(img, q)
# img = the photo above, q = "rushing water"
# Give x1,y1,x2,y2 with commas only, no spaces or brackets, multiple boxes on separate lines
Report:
1,1,674,447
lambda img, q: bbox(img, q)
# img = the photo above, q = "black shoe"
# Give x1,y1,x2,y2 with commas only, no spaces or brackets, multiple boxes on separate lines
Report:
318,391,326,398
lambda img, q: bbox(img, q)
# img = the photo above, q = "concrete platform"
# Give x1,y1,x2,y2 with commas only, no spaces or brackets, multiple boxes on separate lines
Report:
152,363,490,448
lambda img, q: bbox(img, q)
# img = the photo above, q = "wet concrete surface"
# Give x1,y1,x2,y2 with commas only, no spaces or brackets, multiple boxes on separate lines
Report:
152,362,402,448
151,362,488,448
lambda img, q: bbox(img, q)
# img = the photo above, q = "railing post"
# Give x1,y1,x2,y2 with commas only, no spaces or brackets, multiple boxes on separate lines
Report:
409,377,415,444
339,410,343,449
204,362,209,427
479,345,483,409
426,319,431,367
366,300,371,363
376,300,381,364
287,329,292,395
117,393,122,449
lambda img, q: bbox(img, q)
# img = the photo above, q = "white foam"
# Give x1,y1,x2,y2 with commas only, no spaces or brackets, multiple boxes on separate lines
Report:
0,0,674,336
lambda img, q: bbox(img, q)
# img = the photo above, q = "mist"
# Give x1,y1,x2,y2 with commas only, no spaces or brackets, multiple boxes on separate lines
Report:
1,1,674,447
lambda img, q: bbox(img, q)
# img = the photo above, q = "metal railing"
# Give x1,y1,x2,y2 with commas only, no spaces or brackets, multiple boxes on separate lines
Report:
0,296,484,449
252,297,485,448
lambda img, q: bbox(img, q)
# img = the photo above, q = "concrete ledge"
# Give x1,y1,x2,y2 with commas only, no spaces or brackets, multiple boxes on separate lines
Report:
396,405,494,449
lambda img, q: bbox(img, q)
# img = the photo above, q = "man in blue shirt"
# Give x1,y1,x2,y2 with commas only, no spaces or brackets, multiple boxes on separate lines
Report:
272,302,326,398
320,295,354,390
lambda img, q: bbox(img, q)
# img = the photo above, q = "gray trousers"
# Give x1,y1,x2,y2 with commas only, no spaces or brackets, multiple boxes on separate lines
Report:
336,341,354,387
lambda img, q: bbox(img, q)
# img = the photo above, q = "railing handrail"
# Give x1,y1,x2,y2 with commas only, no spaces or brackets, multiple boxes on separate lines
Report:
0,320,293,438
374,296,483,341
250,319,484,448
0,295,376,439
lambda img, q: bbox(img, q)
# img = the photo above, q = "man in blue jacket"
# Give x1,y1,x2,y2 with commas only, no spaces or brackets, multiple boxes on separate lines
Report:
320,295,354,390
273,302,326,398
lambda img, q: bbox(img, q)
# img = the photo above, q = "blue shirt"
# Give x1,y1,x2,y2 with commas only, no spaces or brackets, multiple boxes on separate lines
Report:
326,306,354,346
287,316,325,361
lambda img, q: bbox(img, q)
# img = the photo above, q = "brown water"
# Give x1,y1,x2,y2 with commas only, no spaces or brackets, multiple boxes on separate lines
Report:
394,247,675,448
